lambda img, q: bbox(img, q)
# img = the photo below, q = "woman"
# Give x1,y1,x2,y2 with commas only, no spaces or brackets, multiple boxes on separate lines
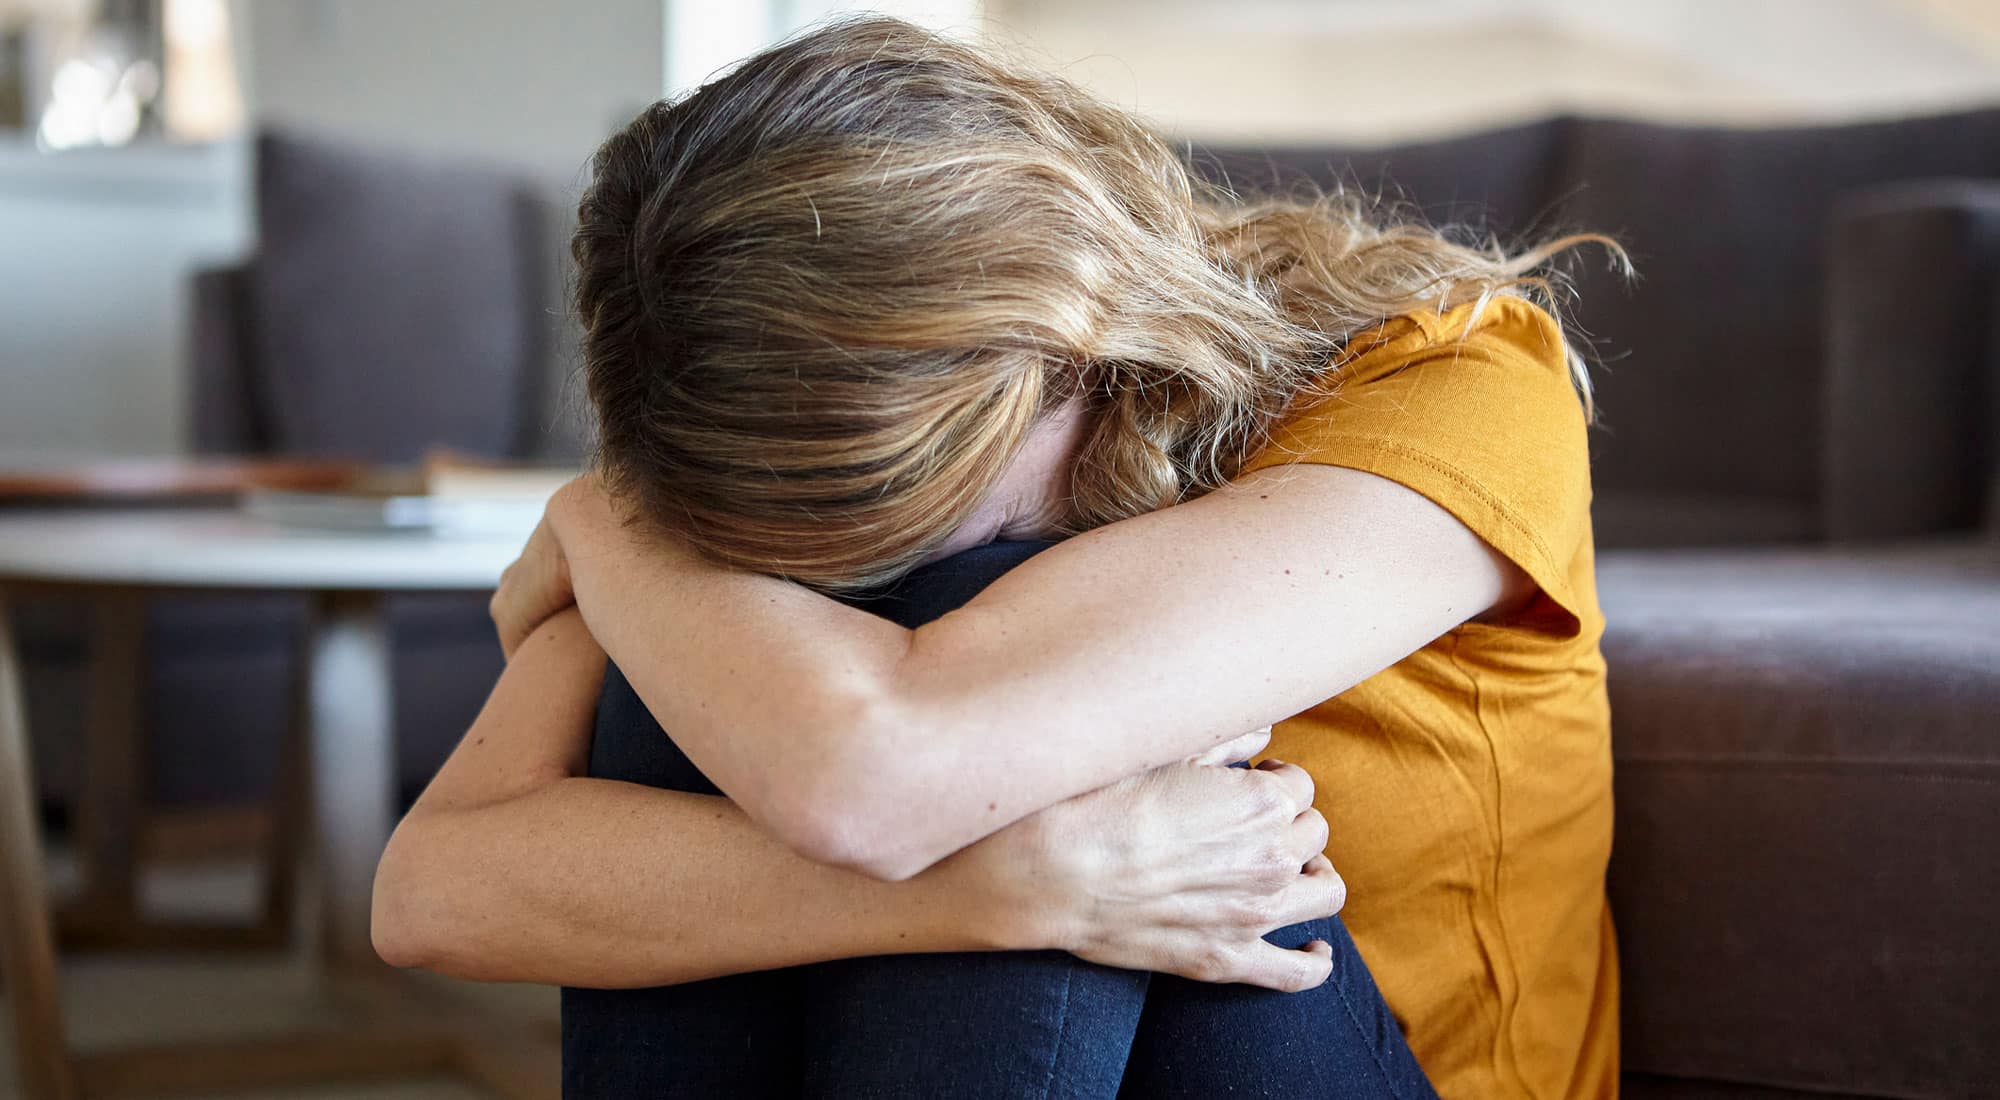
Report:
373,16,1624,1098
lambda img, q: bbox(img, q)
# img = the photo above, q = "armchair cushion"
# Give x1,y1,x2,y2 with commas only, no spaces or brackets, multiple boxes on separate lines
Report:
248,132,544,462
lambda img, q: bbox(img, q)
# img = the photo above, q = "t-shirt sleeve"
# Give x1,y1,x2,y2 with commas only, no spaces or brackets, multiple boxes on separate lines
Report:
1238,298,1593,635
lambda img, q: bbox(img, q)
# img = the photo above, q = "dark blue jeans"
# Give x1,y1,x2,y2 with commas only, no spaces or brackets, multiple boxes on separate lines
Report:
561,541,1436,1099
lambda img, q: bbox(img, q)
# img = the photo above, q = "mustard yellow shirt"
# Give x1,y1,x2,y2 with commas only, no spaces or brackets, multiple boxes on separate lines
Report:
1245,297,1619,1099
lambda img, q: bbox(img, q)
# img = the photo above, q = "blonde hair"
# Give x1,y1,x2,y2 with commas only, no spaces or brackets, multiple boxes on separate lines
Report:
573,15,1622,591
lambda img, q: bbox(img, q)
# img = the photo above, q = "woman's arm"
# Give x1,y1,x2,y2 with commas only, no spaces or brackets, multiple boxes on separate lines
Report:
538,466,1529,880
373,609,1344,990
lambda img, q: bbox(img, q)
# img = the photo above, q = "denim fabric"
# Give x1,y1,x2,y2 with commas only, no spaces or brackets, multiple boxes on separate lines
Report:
561,541,1436,1099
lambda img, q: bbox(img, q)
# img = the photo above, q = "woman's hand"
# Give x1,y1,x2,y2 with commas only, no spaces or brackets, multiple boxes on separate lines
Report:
947,743,1346,992
492,515,576,660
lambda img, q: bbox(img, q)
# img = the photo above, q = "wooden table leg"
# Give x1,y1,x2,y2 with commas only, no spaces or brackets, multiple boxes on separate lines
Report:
0,590,80,1100
303,590,395,967
257,609,313,948
59,590,300,955
71,590,145,926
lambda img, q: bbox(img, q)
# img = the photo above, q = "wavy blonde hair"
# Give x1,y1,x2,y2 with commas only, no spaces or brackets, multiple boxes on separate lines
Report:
573,15,1621,591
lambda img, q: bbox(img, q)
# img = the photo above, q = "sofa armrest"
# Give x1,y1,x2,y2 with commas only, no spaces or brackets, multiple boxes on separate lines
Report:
1823,180,2000,540
187,262,266,455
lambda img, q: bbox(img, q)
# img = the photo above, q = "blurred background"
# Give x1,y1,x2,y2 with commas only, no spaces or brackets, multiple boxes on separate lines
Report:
5,0,2000,459
4,0,2000,458
0,2,1995,1099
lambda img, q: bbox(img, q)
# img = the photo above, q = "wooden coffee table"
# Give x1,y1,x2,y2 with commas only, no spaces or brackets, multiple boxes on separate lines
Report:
0,458,364,957
0,508,554,1100
0,457,359,504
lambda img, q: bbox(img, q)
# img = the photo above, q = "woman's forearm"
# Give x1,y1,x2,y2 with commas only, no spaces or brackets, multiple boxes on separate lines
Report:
383,597,1332,993
552,467,1515,879
554,484,1235,877
553,494,937,871
372,776,1030,987
374,605,1032,986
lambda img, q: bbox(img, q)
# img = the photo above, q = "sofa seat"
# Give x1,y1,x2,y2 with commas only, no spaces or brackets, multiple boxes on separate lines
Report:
1597,541,1999,1099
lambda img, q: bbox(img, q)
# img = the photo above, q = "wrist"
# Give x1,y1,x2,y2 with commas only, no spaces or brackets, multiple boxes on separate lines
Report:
928,815,1086,955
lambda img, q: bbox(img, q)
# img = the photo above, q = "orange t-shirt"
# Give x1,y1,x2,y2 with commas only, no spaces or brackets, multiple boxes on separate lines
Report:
1243,297,1619,1099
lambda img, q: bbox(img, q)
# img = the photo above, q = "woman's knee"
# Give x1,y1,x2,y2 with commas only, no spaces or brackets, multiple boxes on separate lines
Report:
841,540,1058,628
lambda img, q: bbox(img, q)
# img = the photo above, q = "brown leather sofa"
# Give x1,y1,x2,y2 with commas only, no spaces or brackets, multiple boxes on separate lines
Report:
1203,110,2000,1098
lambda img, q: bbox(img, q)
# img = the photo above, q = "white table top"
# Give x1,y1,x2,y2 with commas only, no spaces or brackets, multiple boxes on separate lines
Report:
0,508,522,591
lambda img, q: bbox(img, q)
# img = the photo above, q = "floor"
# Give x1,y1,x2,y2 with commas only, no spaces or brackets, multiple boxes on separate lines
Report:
0,850,556,1099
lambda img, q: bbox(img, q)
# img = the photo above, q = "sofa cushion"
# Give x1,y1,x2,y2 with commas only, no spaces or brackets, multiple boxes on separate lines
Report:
1556,111,2000,526
1597,541,2000,1097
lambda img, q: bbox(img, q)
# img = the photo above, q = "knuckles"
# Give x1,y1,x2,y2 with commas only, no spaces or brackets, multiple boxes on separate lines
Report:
1223,896,1273,932
1254,841,1296,880
1324,867,1350,915
1300,808,1331,854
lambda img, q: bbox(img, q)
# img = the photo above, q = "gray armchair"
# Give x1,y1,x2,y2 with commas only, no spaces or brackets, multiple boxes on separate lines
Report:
182,130,557,804
151,131,550,810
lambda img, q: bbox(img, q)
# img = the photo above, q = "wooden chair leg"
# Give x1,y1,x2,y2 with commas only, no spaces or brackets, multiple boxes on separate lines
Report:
0,591,81,1100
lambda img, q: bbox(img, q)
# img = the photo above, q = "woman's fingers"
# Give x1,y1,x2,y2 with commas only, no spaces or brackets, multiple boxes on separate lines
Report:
1226,938,1335,993
1287,805,1331,864
1012,757,1346,991
1252,758,1316,814
1272,854,1347,927
489,517,576,661
1189,726,1272,767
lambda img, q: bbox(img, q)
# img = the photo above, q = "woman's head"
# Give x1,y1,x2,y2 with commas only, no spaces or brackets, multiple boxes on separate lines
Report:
574,16,1615,591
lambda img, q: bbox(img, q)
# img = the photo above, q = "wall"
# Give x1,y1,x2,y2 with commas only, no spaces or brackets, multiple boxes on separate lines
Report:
236,0,662,188
6,0,1995,457
0,139,249,456
234,0,668,457
0,0,665,460
986,0,2000,143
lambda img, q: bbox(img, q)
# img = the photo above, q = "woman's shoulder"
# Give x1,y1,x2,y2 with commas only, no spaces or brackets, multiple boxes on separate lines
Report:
1248,294,1598,633
1340,296,1572,386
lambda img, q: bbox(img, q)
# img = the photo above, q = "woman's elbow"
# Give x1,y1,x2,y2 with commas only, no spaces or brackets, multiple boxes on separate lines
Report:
370,818,457,971
776,811,932,882
758,755,958,882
